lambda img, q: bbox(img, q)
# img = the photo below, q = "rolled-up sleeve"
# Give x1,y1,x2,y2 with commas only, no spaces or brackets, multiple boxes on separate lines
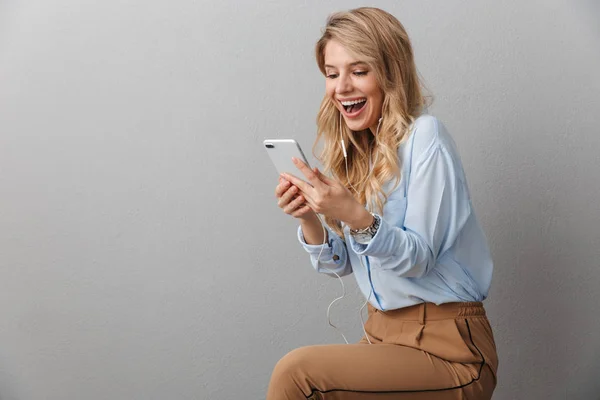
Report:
298,224,352,277
348,140,472,278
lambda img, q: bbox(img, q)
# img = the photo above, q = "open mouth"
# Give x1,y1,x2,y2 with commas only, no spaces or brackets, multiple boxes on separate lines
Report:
341,98,367,114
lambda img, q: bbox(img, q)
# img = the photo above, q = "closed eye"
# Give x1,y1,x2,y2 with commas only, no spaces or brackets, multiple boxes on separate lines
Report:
326,71,368,79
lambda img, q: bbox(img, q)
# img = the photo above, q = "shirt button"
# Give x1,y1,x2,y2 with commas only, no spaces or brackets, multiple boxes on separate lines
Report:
332,254,340,261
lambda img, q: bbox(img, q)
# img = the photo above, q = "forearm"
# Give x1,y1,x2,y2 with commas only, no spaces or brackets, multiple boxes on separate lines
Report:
299,215,327,245
344,205,374,231
299,202,372,245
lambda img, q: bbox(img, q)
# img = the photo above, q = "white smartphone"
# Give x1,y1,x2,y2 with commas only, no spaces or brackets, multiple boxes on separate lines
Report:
263,139,313,186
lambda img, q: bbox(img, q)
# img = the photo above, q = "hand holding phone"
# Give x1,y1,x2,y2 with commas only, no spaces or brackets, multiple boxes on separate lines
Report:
274,176,318,220
264,139,318,220
263,139,313,187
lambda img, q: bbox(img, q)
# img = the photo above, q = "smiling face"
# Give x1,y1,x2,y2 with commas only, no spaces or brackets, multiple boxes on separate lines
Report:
324,40,384,135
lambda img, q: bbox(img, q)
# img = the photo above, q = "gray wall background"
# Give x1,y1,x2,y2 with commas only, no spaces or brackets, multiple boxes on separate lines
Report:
1,0,599,399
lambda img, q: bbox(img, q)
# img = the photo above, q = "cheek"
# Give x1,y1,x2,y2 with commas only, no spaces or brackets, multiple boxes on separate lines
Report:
325,82,336,98
372,93,383,109
368,88,383,110
325,85,340,110
367,82,381,99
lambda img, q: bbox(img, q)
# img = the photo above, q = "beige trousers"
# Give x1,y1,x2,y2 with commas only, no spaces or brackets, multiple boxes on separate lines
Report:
267,302,498,399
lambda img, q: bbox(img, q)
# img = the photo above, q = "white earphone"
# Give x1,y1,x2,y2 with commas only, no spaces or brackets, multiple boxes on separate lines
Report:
340,112,348,159
316,112,384,345
316,114,418,345
339,113,383,194
339,112,383,156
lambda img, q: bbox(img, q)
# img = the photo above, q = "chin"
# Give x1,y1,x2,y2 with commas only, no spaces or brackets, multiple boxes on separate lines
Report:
342,112,373,132
346,121,369,131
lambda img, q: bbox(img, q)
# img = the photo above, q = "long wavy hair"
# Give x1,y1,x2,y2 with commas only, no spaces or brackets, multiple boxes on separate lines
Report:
314,7,431,238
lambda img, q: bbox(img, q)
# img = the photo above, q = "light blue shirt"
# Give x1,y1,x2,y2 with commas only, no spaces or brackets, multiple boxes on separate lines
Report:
297,114,493,311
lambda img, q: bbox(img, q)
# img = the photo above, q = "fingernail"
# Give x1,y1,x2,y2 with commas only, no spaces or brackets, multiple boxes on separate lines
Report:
291,157,297,163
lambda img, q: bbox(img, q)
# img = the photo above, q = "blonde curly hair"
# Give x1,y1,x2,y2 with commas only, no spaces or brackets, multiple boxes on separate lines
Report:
313,7,431,238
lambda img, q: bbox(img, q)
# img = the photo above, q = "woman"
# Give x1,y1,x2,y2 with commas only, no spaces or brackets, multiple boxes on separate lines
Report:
269,7,498,400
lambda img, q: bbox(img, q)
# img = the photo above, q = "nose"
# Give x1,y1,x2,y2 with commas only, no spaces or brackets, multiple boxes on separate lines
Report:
335,72,352,95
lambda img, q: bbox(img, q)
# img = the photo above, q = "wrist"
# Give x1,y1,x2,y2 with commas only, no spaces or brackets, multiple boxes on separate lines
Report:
345,205,374,231
299,212,320,225
348,211,380,244
299,214,327,245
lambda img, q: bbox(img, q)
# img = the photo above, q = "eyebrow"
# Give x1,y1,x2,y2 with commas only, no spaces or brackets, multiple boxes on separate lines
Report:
324,61,368,69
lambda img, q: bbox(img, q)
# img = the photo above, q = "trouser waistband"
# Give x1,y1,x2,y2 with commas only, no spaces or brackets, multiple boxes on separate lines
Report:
369,301,486,324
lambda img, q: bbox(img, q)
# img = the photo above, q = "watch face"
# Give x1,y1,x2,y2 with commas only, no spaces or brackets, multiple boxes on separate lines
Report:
351,214,379,243
355,232,373,241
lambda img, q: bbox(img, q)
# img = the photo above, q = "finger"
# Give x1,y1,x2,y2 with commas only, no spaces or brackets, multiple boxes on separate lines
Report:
277,185,299,208
275,179,291,198
284,194,306,214
291,205,312,218
291,157,325,189
278,186,298,208
280,172,314,196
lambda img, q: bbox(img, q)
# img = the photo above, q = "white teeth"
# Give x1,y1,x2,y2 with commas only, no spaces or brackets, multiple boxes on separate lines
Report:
340,98,366,106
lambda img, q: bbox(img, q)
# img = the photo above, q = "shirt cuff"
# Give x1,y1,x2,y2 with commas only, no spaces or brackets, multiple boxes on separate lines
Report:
297,225,344,265
348,212,384,255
